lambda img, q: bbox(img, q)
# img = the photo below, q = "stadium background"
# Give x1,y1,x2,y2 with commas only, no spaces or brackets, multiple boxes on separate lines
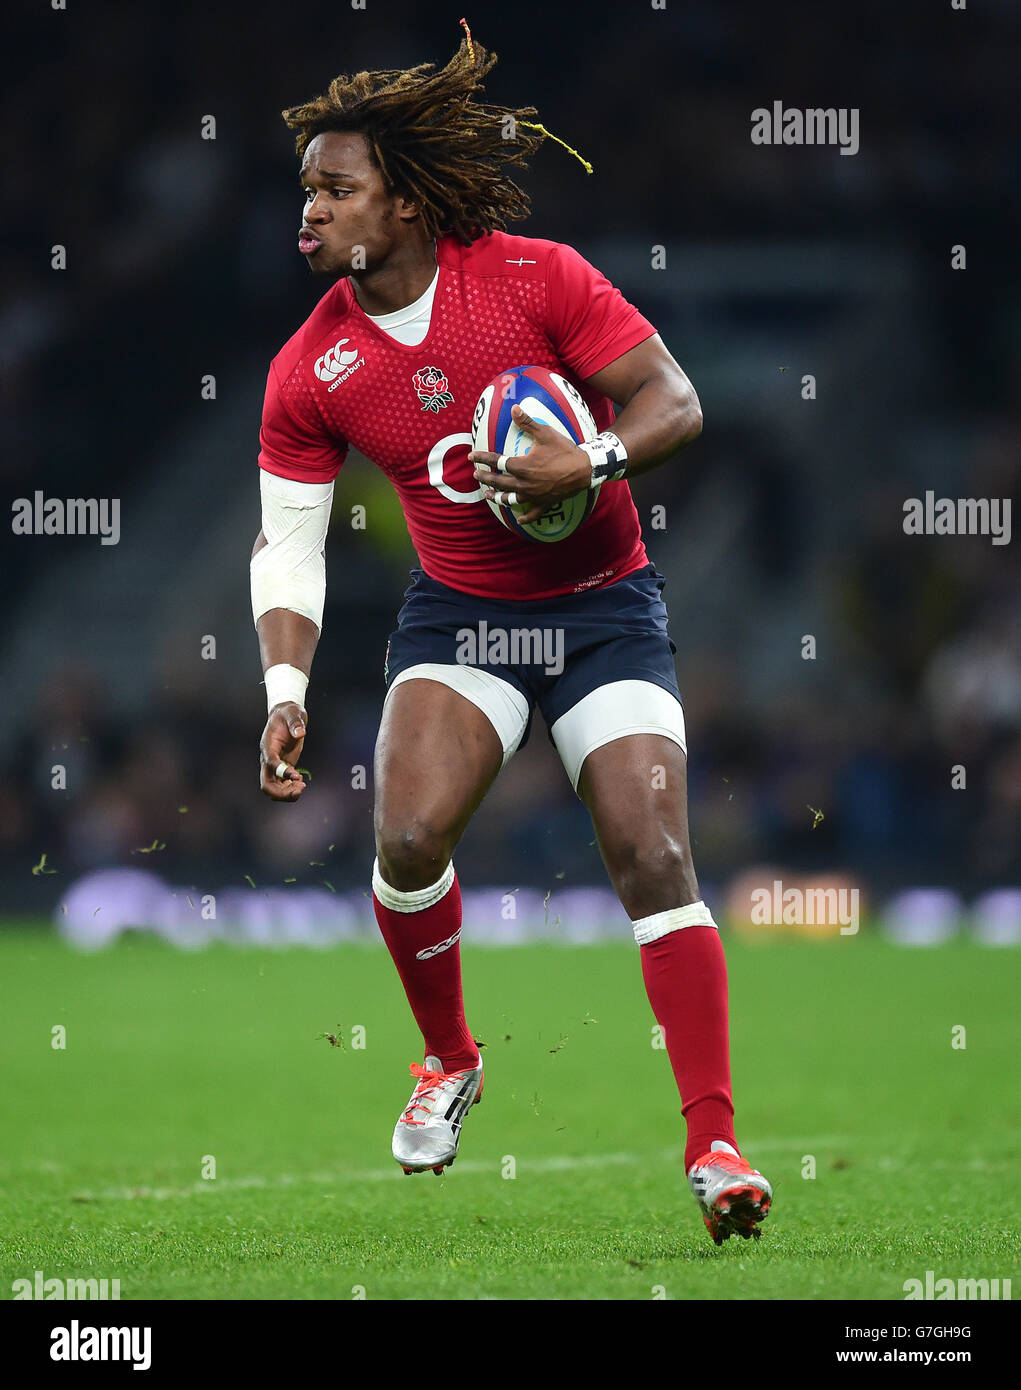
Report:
1,0,1018,939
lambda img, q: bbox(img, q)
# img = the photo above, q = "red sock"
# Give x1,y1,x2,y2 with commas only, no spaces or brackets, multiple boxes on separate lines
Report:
640,923,738,1171
372,866,479,1073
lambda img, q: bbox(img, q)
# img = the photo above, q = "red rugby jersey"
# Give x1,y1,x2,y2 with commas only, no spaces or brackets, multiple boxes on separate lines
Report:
258,230,656,599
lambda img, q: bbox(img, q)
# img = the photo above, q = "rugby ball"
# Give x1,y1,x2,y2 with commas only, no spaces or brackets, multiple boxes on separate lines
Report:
472,365,600,542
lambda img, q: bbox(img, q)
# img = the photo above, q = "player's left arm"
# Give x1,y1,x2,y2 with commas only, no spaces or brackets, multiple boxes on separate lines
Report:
585,333,702,476
470,335,701,525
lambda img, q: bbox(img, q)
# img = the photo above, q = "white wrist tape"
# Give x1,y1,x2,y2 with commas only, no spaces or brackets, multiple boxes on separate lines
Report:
251,470,333,631
264,663,308,714
579,431,628,486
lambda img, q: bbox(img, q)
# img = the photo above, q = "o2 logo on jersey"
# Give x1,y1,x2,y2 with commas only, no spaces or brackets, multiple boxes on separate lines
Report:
413,365,454,413
428,433,483,504
314,338,359,383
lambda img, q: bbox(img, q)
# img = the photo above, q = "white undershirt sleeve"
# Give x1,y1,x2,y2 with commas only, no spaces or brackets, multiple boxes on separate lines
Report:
250,469,333,632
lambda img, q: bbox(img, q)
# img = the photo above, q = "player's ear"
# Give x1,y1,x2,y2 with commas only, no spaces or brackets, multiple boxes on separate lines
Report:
395,195,421,224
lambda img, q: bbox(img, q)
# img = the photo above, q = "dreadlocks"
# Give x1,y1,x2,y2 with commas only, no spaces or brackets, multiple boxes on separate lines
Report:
282,32,582,245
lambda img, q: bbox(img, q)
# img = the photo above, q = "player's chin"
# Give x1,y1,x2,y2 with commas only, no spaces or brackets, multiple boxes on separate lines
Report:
304,248,343,276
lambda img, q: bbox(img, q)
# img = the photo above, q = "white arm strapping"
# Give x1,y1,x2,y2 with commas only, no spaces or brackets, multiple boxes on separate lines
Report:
250,470,333,632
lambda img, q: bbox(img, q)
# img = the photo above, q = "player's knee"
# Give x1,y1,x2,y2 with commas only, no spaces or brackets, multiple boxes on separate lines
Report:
375,821,453,893
610,836,696,913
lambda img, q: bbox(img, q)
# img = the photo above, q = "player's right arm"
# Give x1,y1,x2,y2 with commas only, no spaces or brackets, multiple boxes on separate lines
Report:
255,604,314,802
253,357,347,801
251,472,334,801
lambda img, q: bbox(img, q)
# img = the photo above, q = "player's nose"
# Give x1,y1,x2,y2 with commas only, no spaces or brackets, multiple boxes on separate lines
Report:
303,194,330,222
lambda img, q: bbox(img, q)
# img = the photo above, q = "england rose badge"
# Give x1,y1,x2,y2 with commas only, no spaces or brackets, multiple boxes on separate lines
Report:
413,365,454,412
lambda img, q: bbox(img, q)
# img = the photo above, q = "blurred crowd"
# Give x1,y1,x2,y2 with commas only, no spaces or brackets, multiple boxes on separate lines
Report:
2,0,1018,910
8,410,1018,911
5,0,1018,497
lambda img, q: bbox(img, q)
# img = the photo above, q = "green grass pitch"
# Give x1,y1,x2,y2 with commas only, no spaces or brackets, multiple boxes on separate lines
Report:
1,926,1018,1300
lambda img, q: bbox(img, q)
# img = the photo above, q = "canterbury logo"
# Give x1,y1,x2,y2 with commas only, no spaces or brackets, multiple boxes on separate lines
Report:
415,928,461,960
314,338,359,382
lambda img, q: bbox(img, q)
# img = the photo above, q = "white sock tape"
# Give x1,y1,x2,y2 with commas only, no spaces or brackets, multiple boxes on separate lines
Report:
372,858,455,913
632,900,718,946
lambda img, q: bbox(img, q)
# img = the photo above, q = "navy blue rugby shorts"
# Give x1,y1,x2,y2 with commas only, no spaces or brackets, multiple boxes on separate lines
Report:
382,562,682,753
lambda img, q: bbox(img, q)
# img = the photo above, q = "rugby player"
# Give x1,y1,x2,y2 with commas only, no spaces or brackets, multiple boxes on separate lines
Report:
250,30,772,1244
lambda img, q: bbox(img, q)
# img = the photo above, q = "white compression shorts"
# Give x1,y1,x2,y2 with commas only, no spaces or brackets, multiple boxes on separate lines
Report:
550,679,687,790
385,664,530,769
250,470,334,631
385,667,686,789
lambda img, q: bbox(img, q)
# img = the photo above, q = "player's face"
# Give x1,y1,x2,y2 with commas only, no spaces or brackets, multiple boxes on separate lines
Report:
298,132,408,277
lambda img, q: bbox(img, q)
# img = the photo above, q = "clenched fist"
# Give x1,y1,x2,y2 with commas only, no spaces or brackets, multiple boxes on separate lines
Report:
259,702,307,801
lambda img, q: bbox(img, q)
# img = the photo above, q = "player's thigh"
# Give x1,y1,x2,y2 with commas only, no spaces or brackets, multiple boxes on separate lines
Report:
577,732,700,916
373,675,507,883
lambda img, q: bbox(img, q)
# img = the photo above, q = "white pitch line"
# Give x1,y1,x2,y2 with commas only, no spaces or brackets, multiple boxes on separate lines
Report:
70,1136,854,1202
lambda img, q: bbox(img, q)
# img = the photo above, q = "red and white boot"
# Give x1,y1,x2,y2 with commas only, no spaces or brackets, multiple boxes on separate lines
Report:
392,1054,484,1175
687,1141,772,1245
